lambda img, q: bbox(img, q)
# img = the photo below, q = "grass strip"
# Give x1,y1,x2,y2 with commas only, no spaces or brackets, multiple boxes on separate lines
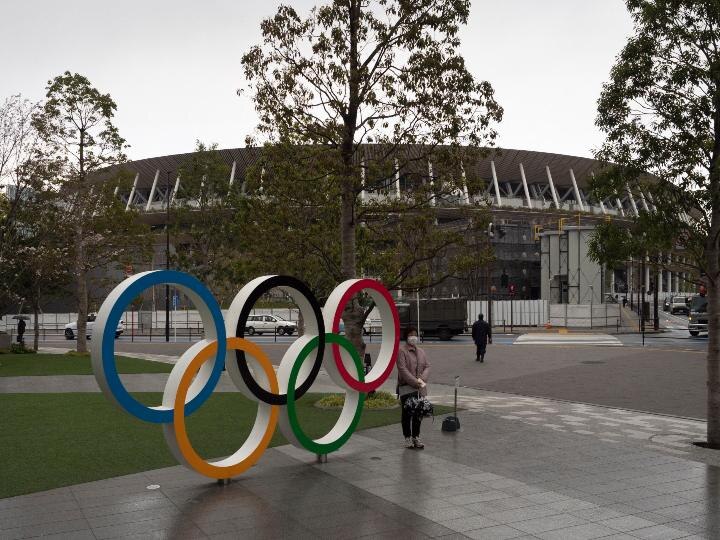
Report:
0,392,451,498
0,353,173,376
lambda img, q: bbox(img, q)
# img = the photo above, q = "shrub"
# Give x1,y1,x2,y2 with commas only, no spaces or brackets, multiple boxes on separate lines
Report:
9,343,36,354
315,391,398,410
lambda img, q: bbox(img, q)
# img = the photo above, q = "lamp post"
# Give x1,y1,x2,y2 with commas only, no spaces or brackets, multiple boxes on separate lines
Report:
641,255,646,346
165,170,171,343
490,285,496,328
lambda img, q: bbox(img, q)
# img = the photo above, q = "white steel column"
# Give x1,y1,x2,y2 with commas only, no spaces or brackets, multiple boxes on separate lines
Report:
394,158,401,198
460,162,470,205
590,172,607,214
145,169,160,212
519,163,532,208
490,160,503,206
615,196,625,216
228,161,237,187
171,175,180,205
360,160,367,203
645,253,650,293
646,190,657,212
667,254,673,294
125,173,139,211
545,165,560,209
657,253,663,293
569,169,585,211
626,183,640,216
428,161,435,206
639,190,650,212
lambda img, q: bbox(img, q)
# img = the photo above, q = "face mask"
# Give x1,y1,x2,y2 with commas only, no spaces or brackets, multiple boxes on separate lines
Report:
407,335,419,346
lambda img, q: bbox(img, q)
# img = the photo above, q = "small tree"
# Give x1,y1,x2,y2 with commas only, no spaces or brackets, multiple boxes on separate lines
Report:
241,0,501,350
590,0,720,447
33,72,148,352
0,95,44,313
3,180,70,350
171,142,246,305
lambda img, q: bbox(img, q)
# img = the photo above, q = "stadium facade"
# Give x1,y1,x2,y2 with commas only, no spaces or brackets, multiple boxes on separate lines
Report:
106,147,692,304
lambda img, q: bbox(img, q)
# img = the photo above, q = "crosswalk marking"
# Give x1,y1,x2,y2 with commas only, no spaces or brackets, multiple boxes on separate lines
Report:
513,333,622,346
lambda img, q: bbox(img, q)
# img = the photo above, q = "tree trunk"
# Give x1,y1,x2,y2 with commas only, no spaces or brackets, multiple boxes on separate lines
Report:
706,68,720,448
707,217,720,448
653,267,659,331
338,0,365,357
75,221,88,353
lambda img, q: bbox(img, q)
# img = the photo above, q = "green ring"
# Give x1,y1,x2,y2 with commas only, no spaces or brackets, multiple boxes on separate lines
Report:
286,333,365,454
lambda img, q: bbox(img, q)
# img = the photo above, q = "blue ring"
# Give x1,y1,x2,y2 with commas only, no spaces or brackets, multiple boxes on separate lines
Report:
101,270,226,423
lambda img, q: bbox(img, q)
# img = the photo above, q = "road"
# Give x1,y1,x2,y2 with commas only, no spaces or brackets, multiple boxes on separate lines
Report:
38,314,710,421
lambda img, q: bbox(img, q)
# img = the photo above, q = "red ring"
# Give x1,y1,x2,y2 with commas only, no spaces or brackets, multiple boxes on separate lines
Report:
331,279,400,392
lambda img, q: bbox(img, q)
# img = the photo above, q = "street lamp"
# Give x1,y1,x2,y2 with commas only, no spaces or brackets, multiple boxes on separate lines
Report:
165,170,172,342
489,285,496,328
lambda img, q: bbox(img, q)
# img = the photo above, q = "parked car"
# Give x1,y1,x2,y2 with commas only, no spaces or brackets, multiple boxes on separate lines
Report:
363,318,382,335
688,295,708,337
670,296,690,315
64,314,124,340
244,314,297,336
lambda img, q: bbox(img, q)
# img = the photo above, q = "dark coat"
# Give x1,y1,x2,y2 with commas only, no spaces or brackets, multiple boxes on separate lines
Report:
471,319,491,345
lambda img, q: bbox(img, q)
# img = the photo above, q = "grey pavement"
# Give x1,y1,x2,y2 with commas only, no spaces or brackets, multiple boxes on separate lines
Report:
28,338,713,420
1,392,719,539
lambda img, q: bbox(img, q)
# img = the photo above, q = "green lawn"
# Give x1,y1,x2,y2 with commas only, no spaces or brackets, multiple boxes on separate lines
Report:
0,392,451,498
0,353,173,376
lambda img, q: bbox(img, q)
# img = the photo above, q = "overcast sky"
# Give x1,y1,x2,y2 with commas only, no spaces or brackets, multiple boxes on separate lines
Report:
0,1,633,161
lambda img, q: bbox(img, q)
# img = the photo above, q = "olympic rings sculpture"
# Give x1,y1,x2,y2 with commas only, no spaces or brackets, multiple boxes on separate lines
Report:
90,270,399,479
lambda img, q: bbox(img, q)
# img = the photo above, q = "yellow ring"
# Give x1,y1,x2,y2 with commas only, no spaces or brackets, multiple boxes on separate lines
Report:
171,337,279,478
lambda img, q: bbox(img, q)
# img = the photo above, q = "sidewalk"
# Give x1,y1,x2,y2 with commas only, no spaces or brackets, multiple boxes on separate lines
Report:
2,380,719,538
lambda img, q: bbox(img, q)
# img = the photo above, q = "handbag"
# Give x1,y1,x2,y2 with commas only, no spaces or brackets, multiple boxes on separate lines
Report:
402,394,434,417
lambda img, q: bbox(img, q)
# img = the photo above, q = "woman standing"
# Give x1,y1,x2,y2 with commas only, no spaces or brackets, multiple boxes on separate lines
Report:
396,326,430,449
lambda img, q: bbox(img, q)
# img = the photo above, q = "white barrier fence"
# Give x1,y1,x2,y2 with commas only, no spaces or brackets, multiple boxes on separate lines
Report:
0,307,301,335
549,303,621,328
467,300,548,328
3,300,626,337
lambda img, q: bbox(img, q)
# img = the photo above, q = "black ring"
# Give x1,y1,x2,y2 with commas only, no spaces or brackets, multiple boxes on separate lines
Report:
233,276,325,405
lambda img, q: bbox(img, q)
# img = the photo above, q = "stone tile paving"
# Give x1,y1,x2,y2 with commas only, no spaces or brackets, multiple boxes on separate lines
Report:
2,379,719,538
432,389,715,463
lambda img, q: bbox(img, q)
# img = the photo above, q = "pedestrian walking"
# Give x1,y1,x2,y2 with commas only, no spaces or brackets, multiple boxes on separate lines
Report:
471,314,492,362
396,326,430,450
16,318,26,344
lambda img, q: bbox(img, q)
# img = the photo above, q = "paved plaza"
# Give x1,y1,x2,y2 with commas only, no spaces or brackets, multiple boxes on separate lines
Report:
2,375,719,539
2,341,717,539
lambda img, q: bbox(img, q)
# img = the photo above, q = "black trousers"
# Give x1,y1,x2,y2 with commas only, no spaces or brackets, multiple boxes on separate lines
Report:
475,342,487,359
400,394,422,438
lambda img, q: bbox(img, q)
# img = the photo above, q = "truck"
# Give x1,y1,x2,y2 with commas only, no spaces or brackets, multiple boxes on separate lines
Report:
688,295,708,336
396,298,467,341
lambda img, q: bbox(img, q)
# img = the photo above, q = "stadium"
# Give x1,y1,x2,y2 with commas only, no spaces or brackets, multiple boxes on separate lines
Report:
107,146,691,308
